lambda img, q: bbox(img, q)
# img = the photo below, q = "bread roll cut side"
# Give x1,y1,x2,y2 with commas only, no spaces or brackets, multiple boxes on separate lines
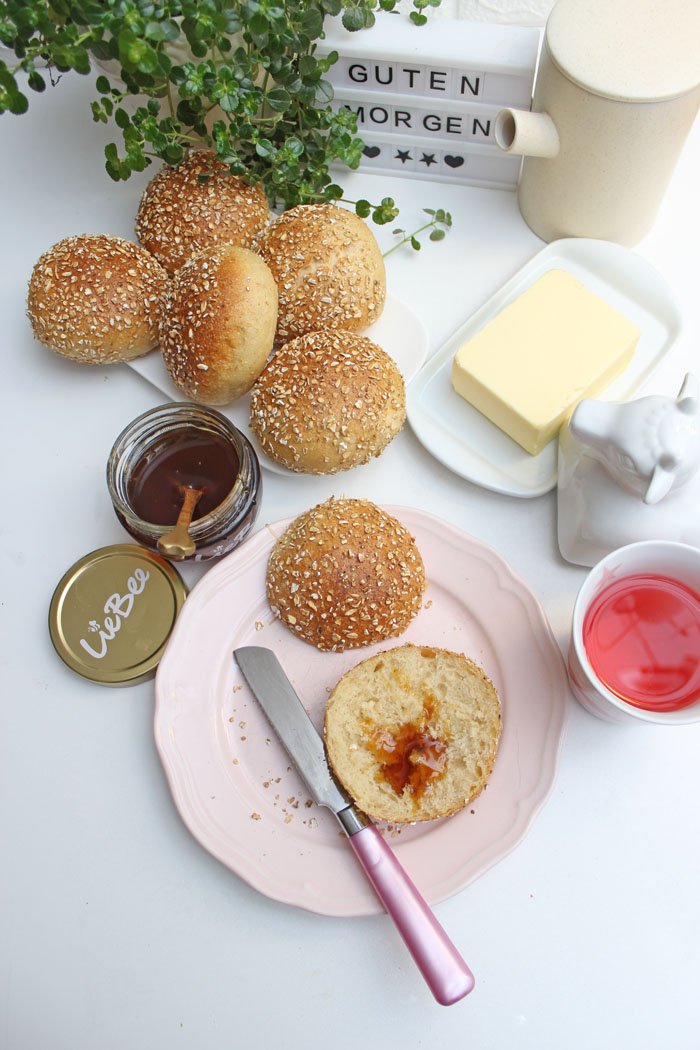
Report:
325,644,502,823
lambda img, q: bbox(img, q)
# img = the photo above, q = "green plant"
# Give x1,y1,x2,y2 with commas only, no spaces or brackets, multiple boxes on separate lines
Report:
0,0,448,244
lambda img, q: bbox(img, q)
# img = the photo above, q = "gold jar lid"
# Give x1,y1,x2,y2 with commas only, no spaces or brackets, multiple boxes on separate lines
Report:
49,544,187,686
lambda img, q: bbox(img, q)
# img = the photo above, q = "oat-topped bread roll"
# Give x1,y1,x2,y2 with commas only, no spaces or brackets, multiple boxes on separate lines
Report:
136,150,270,273
160,244,277,405
254,203,386,343
250,330,405,473
325,644,502,823
27,234,169,364
266,498,425,652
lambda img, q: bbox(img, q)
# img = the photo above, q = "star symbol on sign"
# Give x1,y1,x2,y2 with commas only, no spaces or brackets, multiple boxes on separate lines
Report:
396,149,411,163
420,153,437,167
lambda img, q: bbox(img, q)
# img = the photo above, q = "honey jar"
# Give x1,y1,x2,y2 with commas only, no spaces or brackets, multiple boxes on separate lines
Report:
107,403,262,562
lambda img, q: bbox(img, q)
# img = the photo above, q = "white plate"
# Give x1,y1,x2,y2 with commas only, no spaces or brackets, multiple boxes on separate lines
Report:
406,238,683,498
128,294,428,477
154,506,568,917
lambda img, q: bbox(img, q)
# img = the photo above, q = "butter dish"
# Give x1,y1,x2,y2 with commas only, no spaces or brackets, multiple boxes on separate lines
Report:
406,238,682,498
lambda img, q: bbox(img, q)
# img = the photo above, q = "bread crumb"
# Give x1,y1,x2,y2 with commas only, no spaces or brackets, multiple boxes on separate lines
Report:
251,812,262,821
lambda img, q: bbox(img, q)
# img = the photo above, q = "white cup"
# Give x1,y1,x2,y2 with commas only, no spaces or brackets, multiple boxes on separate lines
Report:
568,540,700,725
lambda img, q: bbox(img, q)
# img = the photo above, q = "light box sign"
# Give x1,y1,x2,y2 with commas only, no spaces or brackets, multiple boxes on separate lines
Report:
319,15,540,188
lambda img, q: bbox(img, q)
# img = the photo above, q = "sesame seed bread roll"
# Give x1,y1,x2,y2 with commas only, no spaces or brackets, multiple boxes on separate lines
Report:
160,244,278,405
266,498,425,652
254,203,386,343
136,150,270,273
26,234,169,365
249,330,405,473
325,644,502,823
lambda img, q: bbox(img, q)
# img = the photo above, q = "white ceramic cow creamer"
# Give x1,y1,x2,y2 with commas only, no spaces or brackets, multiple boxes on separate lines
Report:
557,374,700,566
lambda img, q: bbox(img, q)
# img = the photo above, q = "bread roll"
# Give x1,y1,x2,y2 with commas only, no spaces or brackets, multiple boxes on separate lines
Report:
27,234,169,365
250,330,405,473
254,203,386,342
325,644,502,823
160,244,278,405
136,150,270,273
266,498,425,652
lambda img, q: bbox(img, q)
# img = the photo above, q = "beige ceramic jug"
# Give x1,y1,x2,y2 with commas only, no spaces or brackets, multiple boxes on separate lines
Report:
495,0,700,245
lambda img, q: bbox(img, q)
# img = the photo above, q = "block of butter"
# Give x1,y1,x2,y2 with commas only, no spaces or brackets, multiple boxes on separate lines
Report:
451,269,640,455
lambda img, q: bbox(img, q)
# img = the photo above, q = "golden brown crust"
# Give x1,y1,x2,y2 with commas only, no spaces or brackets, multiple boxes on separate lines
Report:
26,234,169,364
249,330,405,473
266,498,425,652
159,243,278,405
136,150,270,273
253,203,386,343
324,644,502,823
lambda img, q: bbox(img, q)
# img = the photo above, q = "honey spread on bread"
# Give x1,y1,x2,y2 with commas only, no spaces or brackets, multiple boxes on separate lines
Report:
364,691,448,800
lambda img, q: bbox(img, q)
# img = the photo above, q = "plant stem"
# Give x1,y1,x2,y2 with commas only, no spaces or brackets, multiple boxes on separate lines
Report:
383,219,437,258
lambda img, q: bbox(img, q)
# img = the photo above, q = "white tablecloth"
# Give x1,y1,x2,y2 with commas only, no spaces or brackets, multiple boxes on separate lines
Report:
1,60,699,1050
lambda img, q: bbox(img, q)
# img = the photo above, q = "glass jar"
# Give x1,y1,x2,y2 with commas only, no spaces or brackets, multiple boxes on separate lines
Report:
107,403,262,562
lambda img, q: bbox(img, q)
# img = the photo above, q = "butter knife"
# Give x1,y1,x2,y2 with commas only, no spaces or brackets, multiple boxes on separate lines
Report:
234,645,475,1006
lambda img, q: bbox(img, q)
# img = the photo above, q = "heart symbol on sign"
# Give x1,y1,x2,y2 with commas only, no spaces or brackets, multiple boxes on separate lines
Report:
363,146,381,158
444,155,465,168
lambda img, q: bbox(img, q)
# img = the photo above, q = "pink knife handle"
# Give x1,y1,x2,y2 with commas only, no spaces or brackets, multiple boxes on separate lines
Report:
347,824,475,1005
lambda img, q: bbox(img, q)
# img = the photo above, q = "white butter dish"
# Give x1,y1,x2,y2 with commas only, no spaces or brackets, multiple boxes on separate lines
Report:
406,238,682,498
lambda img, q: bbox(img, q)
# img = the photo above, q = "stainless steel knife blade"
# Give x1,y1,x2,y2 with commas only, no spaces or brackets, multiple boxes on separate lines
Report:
234,645,351,816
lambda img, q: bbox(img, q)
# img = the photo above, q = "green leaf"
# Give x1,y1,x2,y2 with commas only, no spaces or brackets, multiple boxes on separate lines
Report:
255,139,275,160
9,90,28,114
266,87,291,112
314,79,333,106
27,70,45,93
218,90,240,112
355,199,371,218
429,228,445,241
95,75,111,94
342,7,366,31
410,11,428,24
411,236,421,250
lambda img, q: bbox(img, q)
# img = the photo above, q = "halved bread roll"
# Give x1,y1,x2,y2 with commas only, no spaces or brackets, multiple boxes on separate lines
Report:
325,644,501,823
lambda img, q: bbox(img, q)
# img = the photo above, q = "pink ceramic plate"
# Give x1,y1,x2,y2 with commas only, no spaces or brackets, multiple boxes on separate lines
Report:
154,507,568,917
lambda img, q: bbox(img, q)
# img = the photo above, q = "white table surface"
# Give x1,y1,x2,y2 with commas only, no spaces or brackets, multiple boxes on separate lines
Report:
2,68,699,1050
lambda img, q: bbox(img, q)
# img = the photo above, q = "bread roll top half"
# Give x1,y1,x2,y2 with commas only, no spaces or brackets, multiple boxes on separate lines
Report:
266,498,425,652
249,330,405,473
325,644,502,823
160,243,278,405
27,233,169,364
254,203,386,342
136,150,270,273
